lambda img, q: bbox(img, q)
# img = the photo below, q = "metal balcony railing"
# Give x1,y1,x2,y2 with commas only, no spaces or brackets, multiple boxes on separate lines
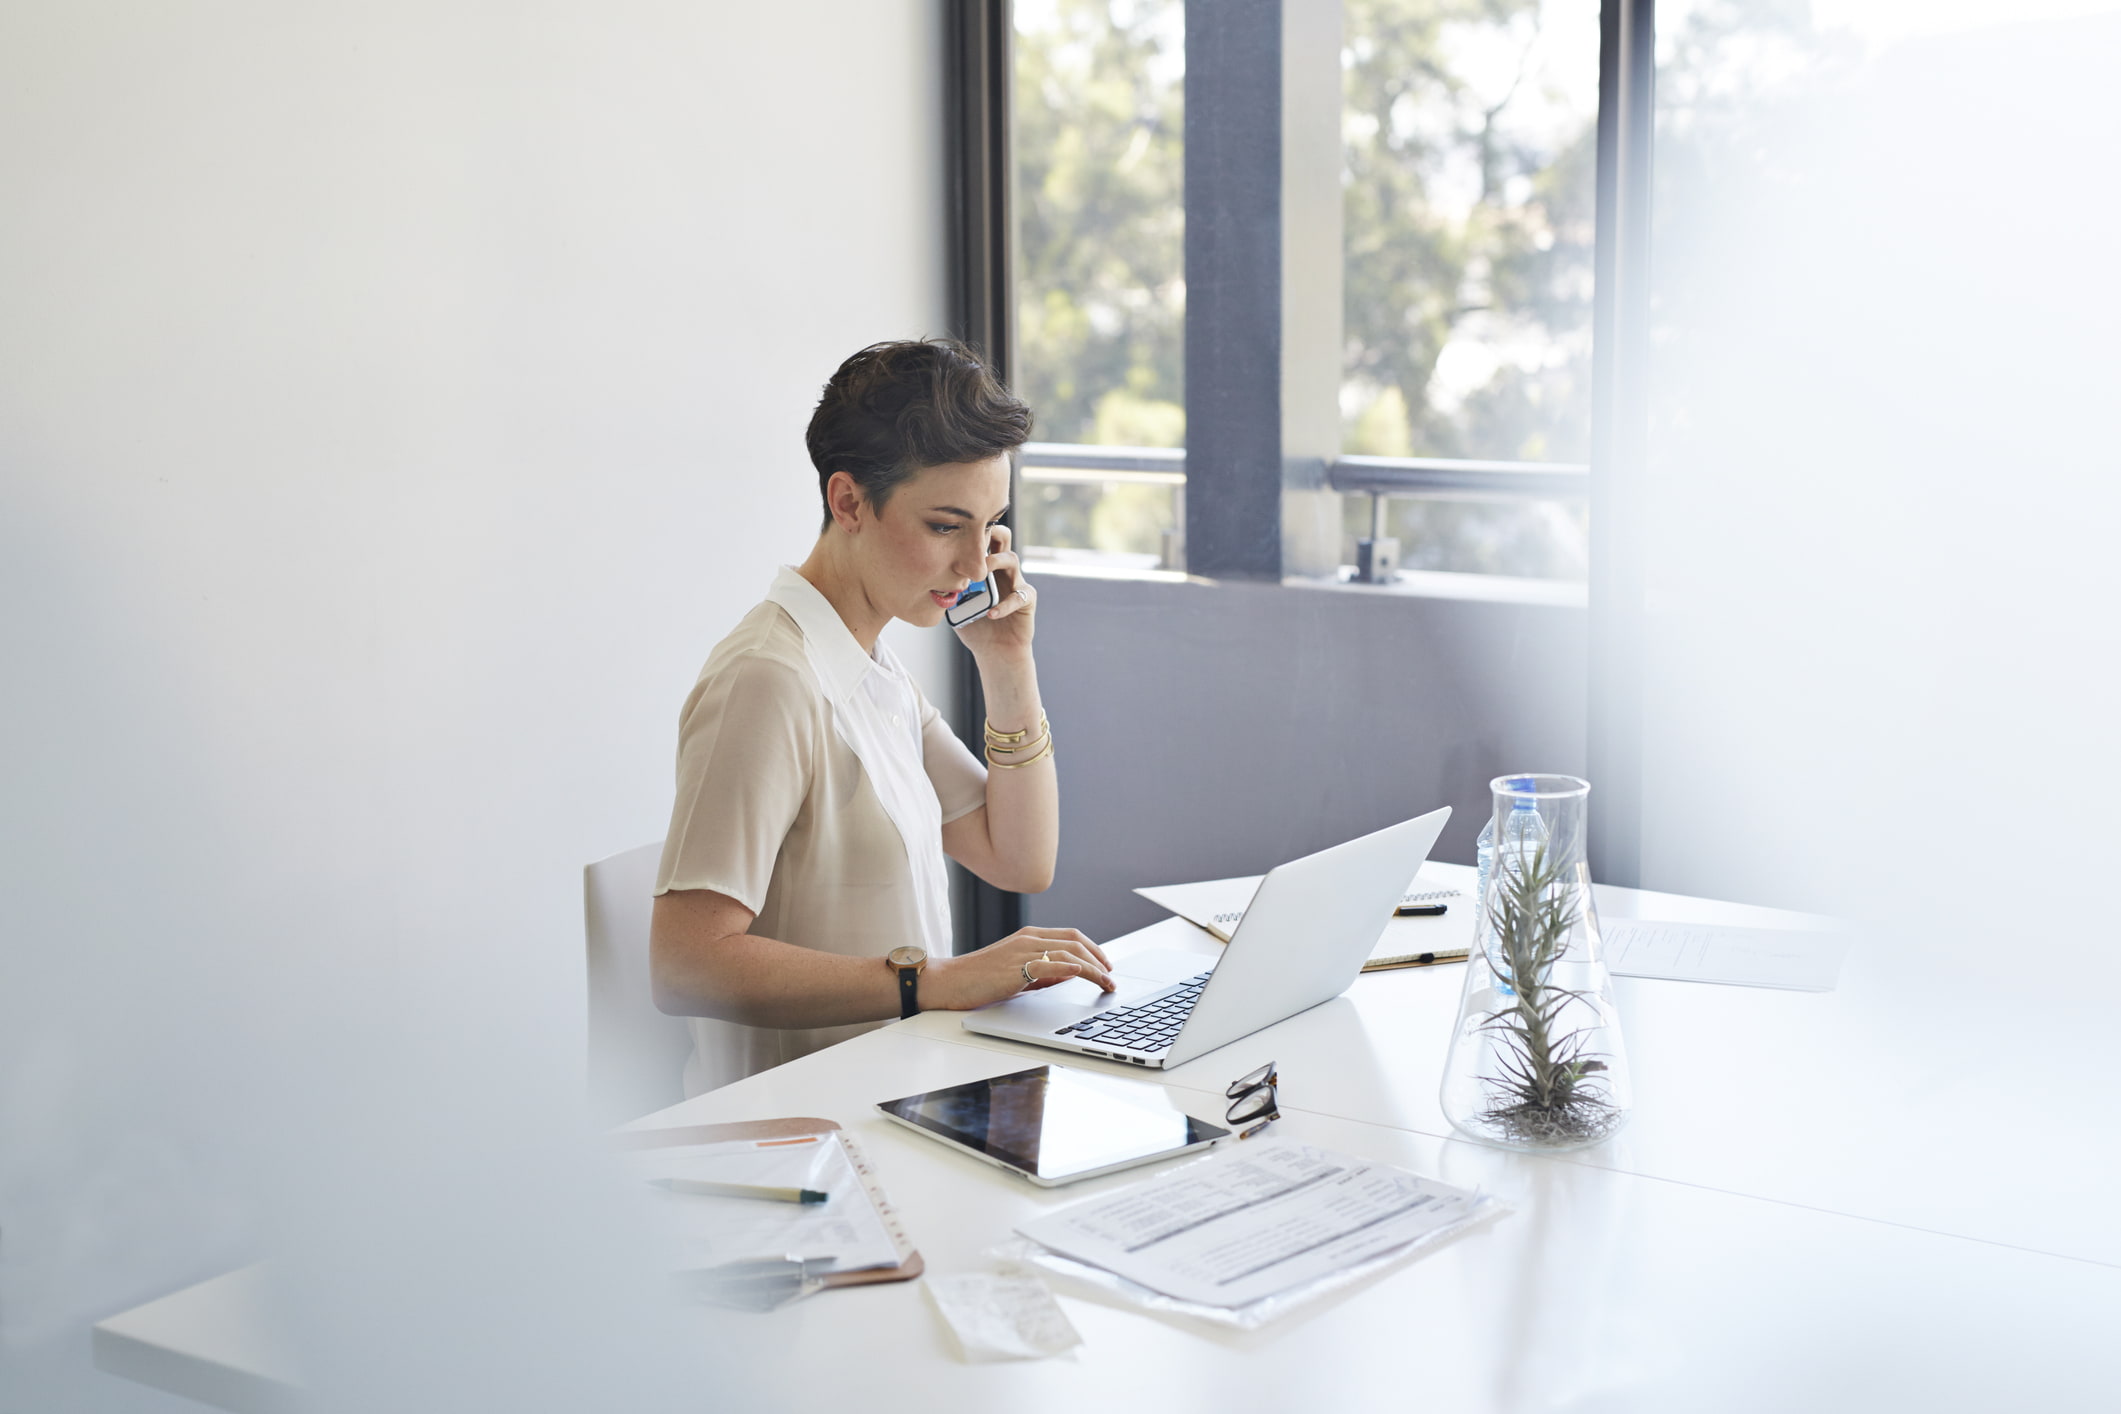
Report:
1016,443,1588,580
1018,443,1186,483
1326,455,1588,500
1020,443,1585,498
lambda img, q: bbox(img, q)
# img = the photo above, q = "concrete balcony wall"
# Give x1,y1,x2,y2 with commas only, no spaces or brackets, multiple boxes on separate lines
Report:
1015,571,1588,943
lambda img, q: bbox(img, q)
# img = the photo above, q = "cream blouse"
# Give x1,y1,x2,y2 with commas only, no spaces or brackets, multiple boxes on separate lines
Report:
655,568,988,1091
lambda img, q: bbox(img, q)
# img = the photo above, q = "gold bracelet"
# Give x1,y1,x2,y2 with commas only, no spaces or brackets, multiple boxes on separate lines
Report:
986,734,1055,769
984,729,1052,763
985,725,1050,760
984,714,1048,747
985,735,1047,763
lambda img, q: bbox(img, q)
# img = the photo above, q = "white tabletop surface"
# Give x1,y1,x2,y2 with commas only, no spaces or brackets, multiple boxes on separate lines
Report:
96,866,2121,1411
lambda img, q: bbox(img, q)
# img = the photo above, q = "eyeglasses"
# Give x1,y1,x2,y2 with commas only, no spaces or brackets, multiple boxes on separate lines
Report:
1225,1060,1279,1139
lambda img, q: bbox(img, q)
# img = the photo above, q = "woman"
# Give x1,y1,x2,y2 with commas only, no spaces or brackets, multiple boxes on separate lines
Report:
649,339,1113,1093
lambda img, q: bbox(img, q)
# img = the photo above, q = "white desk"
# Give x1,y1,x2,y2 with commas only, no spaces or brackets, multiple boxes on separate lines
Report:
97,868,2121,1411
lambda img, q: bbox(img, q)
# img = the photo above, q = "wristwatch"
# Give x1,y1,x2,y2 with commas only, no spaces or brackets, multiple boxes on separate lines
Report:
886,945,928,1019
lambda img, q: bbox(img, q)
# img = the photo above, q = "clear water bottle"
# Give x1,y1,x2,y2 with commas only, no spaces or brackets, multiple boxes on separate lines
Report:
1474,775,1543,910
1474,776,1547,994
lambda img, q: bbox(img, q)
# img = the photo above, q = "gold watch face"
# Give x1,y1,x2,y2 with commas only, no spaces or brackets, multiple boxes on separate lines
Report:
886,945,927,971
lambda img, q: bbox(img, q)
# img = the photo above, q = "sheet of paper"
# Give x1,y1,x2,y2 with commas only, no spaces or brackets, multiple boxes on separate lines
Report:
1604,920,1850,991
1136,868,1463,945
924,1273,1082,1362
619,1132,900,1274
1015,1139,1487,1309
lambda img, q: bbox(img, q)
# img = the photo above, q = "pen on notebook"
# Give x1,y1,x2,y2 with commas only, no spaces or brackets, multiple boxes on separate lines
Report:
1218,899,1452,927
1369,949,1470,970
650,1178,829,1204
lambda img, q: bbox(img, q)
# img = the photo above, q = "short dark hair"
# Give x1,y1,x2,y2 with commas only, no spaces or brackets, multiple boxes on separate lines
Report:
805,339,1032,529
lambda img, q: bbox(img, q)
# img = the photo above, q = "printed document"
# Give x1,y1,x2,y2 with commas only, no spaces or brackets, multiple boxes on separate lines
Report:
1015,1139,1488,1308
1603,919,1850,991
620,1132,900,1274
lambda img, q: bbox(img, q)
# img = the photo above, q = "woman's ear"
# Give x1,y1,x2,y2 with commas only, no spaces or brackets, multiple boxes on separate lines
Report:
824,470,866,533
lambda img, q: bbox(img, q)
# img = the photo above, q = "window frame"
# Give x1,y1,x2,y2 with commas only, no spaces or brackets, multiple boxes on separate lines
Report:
953,0,1658,888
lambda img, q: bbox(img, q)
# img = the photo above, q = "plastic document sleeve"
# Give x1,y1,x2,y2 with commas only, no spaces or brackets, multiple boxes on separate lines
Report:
611,1116,923,1289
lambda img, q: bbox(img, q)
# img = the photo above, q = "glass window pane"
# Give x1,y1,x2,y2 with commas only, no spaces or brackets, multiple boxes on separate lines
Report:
1341,1,1600,466
1013,0,1185,560
1015,2,1597,581
1017,464,1180,569
1343,493,1588,579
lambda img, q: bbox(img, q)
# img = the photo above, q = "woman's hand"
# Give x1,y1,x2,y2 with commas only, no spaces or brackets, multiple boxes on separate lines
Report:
922,927,1115,1011
951,523,1036,661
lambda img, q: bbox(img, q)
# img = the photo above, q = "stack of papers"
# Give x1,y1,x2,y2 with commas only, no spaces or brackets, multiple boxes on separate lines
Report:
620,1132,900,1275
1016,1139,1492,1310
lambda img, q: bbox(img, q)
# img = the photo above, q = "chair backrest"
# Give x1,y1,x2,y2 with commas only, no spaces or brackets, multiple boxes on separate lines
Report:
583,841,697,1127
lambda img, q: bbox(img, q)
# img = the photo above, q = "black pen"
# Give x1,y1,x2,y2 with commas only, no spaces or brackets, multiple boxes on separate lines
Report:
1394,902,1449,917
650,1178,829,1203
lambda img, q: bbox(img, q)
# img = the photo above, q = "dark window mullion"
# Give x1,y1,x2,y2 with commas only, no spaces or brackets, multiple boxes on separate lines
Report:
1183,0,1284,581
1588,0,1657,887
945,0,1023,952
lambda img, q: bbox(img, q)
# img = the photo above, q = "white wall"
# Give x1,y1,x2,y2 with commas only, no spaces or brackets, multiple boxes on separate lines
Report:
0,3,948,1407
1622,9,2121,1276
1633,10,2121,921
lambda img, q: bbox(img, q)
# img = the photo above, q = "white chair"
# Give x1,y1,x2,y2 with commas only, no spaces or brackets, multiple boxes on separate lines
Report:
582,841,746,1126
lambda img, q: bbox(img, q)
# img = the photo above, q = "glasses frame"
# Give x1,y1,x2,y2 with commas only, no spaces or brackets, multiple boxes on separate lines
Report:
1225,1061,1279,1139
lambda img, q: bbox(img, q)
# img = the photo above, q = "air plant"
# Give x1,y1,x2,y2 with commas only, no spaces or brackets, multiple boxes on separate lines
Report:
1473,837,1621,1146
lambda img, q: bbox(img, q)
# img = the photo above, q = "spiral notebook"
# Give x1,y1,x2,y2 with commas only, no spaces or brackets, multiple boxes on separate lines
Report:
1134,872,1471,970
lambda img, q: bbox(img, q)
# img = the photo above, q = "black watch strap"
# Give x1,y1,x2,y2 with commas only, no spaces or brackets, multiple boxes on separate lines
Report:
896,966,921,1019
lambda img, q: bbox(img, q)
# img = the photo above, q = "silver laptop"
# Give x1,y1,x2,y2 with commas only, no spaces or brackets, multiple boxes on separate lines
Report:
961,807,1451,1069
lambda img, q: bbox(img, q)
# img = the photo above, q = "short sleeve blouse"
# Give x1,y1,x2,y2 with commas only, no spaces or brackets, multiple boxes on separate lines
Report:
655,568,987,1086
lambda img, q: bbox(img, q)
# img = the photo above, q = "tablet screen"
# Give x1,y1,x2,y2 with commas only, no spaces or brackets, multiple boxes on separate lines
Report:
877,1066,1230,1184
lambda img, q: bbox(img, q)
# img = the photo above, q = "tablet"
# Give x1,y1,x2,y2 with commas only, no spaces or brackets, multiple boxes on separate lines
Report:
876,1065,1231,1187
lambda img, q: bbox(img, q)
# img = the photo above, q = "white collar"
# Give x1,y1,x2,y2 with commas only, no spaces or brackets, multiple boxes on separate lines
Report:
764,566,889,704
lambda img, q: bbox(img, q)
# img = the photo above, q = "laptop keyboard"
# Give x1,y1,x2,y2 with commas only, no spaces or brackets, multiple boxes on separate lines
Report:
1053,970,1214,1053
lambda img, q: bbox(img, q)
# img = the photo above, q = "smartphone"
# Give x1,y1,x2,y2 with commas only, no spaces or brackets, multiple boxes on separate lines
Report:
945,579,996,627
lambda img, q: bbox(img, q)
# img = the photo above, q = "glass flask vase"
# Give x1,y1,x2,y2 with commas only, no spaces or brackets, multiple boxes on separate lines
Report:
1440,775,1632,1150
